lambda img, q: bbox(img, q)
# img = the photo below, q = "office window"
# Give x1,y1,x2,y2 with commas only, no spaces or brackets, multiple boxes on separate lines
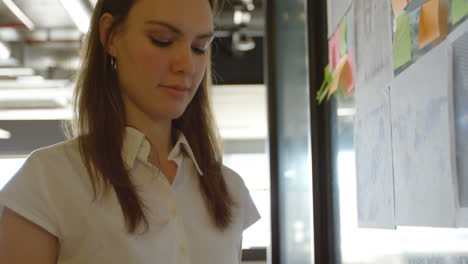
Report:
223,153,270,249
0,158,26,190
212,85,270,250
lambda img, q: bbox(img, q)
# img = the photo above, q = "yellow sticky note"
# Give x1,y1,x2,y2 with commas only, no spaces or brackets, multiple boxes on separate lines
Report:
392,0,409,17
418,0,448,49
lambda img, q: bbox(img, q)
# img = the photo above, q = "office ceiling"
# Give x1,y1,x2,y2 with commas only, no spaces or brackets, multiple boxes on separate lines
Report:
0,0,264,68
0,0,76,28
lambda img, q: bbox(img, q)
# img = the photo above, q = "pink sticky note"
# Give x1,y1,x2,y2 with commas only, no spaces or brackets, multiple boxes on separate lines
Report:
328,28,341,72
392,0,410,17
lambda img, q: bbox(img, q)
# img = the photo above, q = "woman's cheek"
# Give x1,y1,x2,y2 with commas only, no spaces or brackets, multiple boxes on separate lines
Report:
134,46,165,83
195,59,207,84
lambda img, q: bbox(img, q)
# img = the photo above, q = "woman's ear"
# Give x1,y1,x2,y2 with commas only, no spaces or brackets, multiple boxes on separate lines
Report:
99,13,117,56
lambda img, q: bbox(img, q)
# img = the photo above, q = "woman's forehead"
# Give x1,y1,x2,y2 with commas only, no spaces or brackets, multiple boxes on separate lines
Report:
128,0,214,30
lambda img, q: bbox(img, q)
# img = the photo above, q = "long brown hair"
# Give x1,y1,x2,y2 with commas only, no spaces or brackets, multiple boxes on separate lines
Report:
70,0,232,234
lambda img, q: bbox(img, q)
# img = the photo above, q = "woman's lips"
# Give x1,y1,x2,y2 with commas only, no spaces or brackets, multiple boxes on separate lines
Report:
160,85,189,99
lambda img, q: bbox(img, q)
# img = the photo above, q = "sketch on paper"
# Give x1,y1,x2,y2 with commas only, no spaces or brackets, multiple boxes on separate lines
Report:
354,84,396,229
354,0,394,90
390,41,457,228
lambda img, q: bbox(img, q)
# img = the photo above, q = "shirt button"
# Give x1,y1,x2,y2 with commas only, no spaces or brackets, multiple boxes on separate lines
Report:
179,246,187,256
171,208,178,218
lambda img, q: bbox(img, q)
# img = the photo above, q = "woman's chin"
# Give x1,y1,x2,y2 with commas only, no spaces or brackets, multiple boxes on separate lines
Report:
156,108,187,122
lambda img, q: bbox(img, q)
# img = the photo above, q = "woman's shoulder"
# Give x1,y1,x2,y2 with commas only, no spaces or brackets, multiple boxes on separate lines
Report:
25,138,82,174
220,165,247,191
29,138,79,160
13,138,92,197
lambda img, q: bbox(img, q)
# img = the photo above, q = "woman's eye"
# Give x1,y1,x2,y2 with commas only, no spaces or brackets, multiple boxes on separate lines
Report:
151,38,171,47
192,47,206,55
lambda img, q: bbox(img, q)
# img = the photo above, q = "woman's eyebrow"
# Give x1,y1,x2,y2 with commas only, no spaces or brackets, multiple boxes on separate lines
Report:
144,20,214,40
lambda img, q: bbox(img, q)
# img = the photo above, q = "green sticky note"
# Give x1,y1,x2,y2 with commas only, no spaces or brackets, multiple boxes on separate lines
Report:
340,19,347,56
452,0,468,25
393,11,412,70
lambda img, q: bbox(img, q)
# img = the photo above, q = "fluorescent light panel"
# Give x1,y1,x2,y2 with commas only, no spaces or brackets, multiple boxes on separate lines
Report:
0,128,11,139
0,88,72,103
0,42,10,60
2,0,35,30
0,108,72,120
59,0,91,34
0,79,70,89
15,75,44,82
0,68,34,76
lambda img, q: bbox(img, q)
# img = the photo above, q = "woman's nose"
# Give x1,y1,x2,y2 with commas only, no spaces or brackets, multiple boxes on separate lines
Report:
171,44,195,76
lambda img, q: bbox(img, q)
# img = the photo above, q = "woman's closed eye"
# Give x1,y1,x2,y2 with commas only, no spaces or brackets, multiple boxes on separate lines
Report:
192,46,206,55
151,38,207,55
151,38,171,47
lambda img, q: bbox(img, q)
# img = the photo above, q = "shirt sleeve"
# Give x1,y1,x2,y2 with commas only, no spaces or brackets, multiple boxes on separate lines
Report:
0,151,60,238
241,181,261,231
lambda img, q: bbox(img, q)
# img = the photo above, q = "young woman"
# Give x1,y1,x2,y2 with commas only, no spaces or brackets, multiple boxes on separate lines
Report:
0,0,260,263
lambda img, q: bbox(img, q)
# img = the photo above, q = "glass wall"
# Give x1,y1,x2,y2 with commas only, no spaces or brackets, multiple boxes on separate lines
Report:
315,0,468,263
331,94,468,264
266,0,314,263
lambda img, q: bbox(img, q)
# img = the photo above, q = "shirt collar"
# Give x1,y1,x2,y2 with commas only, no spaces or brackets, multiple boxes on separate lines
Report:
122,126,203,176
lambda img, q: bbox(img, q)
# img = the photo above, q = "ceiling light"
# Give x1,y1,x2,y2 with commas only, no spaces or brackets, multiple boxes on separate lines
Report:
0,87,72,101
16,75,45,82
232,32,256,51
0,128,11,139
0,42,11,60
0,67,34,76
234,10,243,25
233,10,251,25
0,27,22,42
2,0,35,30
58,0,91,34
241,0,255,11
0,108,73,120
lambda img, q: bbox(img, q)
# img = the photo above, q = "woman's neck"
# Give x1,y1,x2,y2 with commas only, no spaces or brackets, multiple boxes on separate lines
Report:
126,119,174,165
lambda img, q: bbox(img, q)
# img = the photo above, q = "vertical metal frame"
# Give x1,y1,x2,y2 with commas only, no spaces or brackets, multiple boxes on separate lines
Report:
264,0,280,262
266,0,338,263
307,0,341,263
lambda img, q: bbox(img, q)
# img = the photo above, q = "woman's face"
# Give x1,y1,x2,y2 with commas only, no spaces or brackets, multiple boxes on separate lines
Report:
110,0,214,125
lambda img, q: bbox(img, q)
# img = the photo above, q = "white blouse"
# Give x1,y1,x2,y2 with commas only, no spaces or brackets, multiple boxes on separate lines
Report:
0,127,260,264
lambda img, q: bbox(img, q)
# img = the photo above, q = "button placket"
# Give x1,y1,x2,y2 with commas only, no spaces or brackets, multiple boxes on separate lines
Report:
165,184,191,263
179,246,187,256
170,207,178,218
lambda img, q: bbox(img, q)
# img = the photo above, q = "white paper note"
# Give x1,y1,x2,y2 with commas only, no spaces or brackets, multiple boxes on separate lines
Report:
452,30,468,209
354,0,394,89
327,0,353,37
457,208,468,228
390,41,457,228
354,82,396,229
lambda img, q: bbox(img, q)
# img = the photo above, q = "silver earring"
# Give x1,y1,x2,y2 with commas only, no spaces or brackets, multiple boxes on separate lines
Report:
110,56,117,71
